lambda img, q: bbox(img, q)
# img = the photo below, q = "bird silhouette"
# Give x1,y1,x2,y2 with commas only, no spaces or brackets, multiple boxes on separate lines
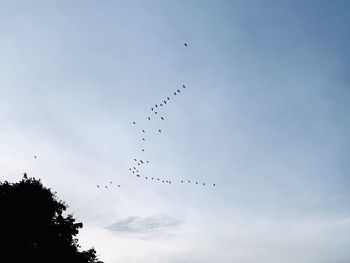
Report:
213,184,216,186
195,182,198,184
97,185,100,188
140,160,144,164
145,177,148,179
158,130,162,133
148,117,151,120
155,104,158,107
160,103,163,106
118,185,120,187
161,117,164,120
146,161,149,164
129,168,132,171
134,158,137,161
142,149,145,152
142,129,145,133
110,181,113,184
166,180,168,183
151,108,154,111
133,122,136,124
105,186,108,188
163,100,167,104
157,178,160,180
182,85,186,88
136,169,139,173
138,163,140,165
174,92,177,95
34,155,37,159
188,180,191,183
151,177,154,180
203,183,205,186
142,138,145,141
184,43,188,47
137,174,140,177
155,111,158,114
167,97,170,100
177,89,180,93
162,180,165,183
133,167,136,169
132,171,135,174
181,180,183,183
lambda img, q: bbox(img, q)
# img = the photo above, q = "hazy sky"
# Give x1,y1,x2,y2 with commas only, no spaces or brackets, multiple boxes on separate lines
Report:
1,1,350,262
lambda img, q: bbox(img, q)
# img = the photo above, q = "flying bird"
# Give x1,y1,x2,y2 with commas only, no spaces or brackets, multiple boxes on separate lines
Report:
162,180,165,183
133,122,136,124
118,185,120,187
195,182,198,184
142,149,145,152
105,186,108,188
142,138,145,141
181,180,183,183
110,181,113,184
213,184,216,186
160,103,163,106
145,177,148,179
140,160,144,164
158,129,161,133
177,89,180,93
151,177,154,180
155,111,158,114
97,185,100,188
148,117,151,120
132,171,135,174
137,174,140,177
34,155,37,159
136,169,139,172
174,92,177,95
167,97,170,100
146,160,149,164
138,163,140,165
151,108,154,111
155,104,158,107
161,117,164,120
142,129,145,133
163,100,167,104
184,43,188,47
133,167,136,170
129,168,132,171
188,180,191,183
134,158,137,161
182,85,186,88
203,183,205,186
157,178,160,180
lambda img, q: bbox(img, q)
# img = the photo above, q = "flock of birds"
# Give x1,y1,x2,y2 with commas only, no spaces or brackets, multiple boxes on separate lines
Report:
24,43,216,193
95,42,216,190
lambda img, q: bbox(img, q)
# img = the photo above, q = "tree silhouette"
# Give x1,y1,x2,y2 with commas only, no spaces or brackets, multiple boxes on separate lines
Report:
0,175,103,263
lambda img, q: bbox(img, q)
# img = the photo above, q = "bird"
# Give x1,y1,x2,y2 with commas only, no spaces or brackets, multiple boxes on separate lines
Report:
132,171,135,174
142,129,145,133
195,182,198,184
169,181,172,184
181,180,183,183
203,183,205,186
151,177,154,180
182,85,186,88
184,43,188,47
145,177,148,179
140,160,144,164
136,170,139,173
138,163,140,165
155,111,158,114
167,97,170,100
136,174,140,177
157,178,160,180
129,168,132,171
23,173,28,179
163,100,167,104
134,158,137,161
160,103,163,106
161,117,164,120
177,89,180,93
34,155,37,159
188,180,191,183
162,180,165,183
166,180,168,183
151,108,154,111
213,184,216,186
142,149,145,152
148,117,151,120
105,186,108,188
133,167,136,170
118,185,120,187
155,104,158,108
158,129,161,133
110,181,113,184
142,138,145,141
133,122,136,124
97,185,100,188
174,92,177,95
146,161,149,164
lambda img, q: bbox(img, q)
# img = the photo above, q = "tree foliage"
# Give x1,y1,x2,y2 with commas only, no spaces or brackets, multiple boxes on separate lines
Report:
0,175,103,263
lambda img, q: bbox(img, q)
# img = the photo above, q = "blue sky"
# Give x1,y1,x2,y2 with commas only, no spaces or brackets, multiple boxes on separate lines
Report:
1,1,350,262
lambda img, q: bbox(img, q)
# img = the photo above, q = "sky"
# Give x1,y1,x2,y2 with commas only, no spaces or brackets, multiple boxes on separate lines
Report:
0,0,350,262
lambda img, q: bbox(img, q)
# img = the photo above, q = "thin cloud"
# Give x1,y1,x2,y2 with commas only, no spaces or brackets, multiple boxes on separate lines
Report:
105,215,182,237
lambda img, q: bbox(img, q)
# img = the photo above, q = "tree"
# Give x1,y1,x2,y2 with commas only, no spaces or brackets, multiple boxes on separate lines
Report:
0,175,103,263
